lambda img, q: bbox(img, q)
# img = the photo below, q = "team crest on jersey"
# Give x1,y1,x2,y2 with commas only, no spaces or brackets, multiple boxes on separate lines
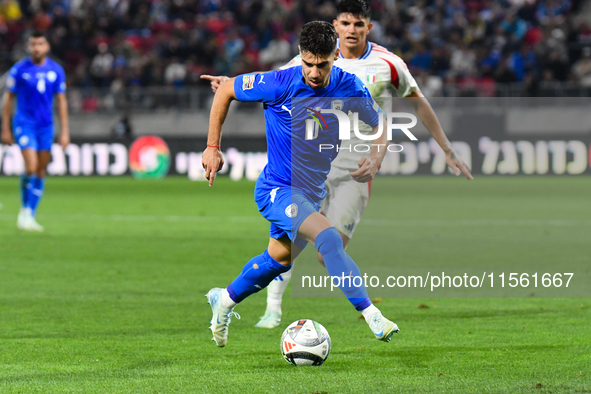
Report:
47,71,57,82
331,100,344,111
242,74,255,90
366,67,377,84
285,203,298,218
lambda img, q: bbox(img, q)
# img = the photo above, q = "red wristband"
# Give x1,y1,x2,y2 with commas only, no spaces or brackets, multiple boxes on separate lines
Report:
207,144,221,148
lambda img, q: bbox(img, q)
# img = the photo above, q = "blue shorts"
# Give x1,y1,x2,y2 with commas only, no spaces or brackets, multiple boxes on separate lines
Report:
255,177,321,250
13,123,54,151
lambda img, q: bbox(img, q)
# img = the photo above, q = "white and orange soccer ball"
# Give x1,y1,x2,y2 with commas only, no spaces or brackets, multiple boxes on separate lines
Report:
280,319,331,366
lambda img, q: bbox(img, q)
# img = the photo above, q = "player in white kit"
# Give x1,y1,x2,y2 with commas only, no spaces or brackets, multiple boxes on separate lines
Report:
202,0,473,328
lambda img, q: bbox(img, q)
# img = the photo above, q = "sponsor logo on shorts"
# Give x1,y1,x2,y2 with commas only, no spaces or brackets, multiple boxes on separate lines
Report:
270,187,279,203
19,135,29,146
285,203,298,218
242,74,255,90
344,222,356,232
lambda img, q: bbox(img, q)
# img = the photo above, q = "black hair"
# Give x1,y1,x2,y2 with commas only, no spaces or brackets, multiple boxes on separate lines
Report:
30,31,47,40
299,21,338,57
336,0,371,20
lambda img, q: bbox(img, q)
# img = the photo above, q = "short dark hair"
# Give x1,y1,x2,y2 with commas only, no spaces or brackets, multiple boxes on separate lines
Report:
336,0,371,20
299,21,338,57
30,31,47,40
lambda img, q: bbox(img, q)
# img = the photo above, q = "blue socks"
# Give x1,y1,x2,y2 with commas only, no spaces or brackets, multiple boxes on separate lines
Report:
20,174,32,208
21,175,45,216
225,228,372,312
315,227,371,312
227,249,292,303
27,176,45,216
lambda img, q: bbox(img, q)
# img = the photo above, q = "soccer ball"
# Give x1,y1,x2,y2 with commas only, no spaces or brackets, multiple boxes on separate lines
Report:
280,319,331,366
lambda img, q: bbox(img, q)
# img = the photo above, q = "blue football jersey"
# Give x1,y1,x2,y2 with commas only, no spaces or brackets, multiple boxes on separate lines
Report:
234,65,380,201
6,57,66,128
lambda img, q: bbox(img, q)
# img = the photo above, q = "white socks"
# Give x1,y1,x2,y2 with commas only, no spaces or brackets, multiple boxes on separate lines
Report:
266,268,292,314
360,304,380,324
221,288,237,309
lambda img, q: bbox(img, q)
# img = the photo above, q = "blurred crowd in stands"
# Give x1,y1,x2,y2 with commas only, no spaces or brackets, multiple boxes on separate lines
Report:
1,0,591,97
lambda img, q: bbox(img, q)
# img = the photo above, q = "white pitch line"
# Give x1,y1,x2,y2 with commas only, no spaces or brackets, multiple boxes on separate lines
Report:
361,218,591,227
0,213,589,227
0,213,262,223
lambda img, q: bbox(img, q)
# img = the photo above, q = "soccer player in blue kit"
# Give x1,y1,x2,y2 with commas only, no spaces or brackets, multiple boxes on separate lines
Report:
1,31,70,232
202,21,399,347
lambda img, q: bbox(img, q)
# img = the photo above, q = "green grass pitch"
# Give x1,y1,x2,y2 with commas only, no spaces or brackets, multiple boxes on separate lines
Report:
0,176,589,393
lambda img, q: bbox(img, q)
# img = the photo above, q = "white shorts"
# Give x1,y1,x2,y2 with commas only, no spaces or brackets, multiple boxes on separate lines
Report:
320,166,372,239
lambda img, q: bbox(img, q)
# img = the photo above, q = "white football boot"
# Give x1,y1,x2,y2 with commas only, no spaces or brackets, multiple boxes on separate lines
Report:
18,208,44,232
254,310,282,328
205,288,240,347
25,215,45,232
17,208,28,230
368,312,399,342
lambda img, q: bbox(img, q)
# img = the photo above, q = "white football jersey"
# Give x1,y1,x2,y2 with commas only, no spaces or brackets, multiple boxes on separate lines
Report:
282,41,419,170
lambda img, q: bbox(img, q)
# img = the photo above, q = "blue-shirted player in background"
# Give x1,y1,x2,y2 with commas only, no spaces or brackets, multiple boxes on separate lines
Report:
1,31,70,232
202,21,399,348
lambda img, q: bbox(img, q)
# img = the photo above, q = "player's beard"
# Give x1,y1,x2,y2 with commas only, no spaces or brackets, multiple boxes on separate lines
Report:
31,53,47,64
306,71,331,89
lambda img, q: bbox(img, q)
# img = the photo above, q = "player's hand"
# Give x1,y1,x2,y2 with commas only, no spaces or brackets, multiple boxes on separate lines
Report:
202,147,224,186
200,75,230,93
59,130,70,149
1,128,13,145
350,156,378,183
445,149,473,180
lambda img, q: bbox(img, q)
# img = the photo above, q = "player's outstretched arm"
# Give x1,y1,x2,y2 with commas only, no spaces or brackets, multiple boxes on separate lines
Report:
1,91,15,145
405,91,473,180
56,93,70,149
200,75,229,93
201,71,270,93
202,77,237,187
350,122,389,183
